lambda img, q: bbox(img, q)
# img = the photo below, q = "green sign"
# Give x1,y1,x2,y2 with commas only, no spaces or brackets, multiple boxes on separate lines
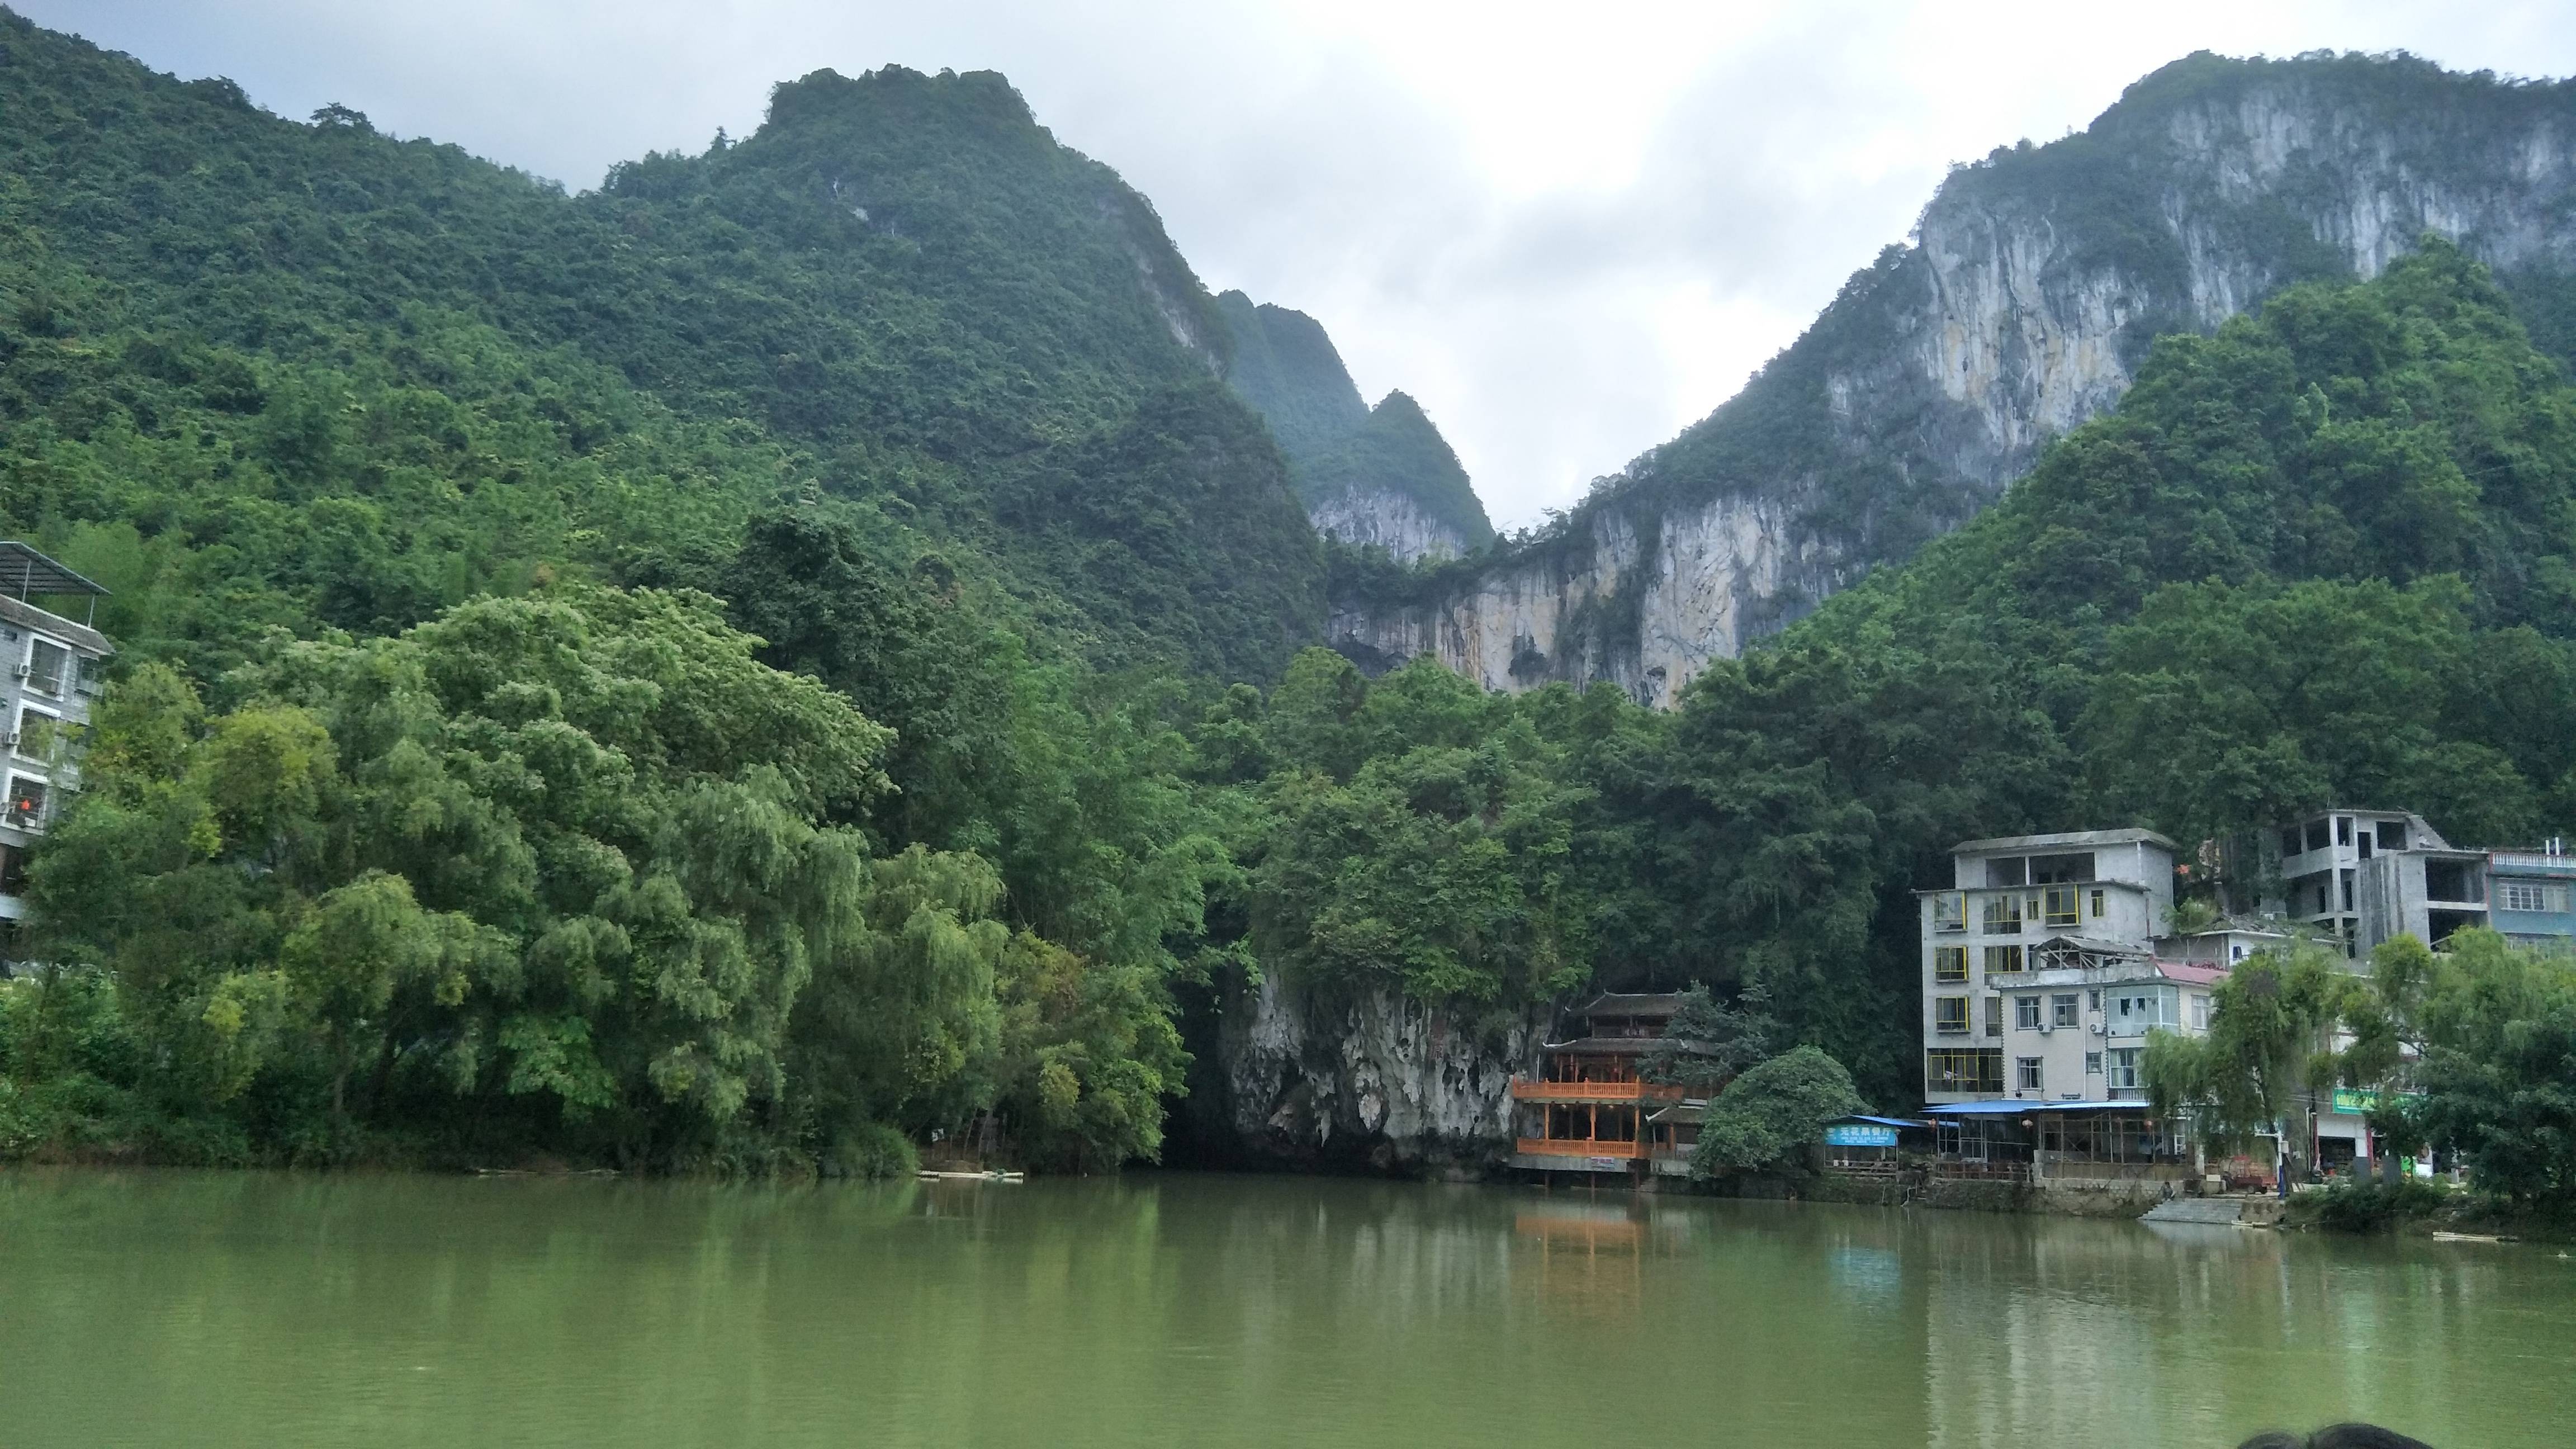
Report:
2330,1088,2423,1114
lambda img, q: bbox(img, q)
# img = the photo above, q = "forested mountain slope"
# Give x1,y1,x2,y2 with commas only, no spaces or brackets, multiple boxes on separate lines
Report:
1218,291,1494,561
0,10,1329,1172
1330,50,2576,705
0,12,1320,681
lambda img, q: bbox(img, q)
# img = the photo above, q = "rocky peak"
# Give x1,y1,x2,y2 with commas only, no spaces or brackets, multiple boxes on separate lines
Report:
1219,296,1497,561
1330,50,2576,702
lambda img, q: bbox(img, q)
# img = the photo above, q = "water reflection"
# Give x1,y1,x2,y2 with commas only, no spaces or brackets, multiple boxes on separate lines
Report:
0,1169,2565,1448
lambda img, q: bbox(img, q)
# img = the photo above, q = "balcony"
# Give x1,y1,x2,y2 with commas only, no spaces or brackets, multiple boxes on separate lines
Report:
1509,1078,1685,1104
1515,1138,1645,1161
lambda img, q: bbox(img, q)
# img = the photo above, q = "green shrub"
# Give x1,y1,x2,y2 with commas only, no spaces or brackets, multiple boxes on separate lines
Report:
1691,1046,1866,1177
825,1122,920,1180
2307,1178,2452,1233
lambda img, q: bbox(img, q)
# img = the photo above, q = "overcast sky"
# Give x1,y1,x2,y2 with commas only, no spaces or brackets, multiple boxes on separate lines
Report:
27,2,2576,527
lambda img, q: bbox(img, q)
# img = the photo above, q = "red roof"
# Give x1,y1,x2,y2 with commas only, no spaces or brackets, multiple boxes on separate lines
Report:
2156,960,2229,986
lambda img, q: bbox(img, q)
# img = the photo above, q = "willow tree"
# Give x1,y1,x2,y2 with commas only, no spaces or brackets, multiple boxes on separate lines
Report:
27,585,1015,1167
2144,941,2353,1179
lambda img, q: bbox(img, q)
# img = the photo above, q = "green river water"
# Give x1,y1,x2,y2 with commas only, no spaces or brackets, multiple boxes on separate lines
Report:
1,1168,2568,1447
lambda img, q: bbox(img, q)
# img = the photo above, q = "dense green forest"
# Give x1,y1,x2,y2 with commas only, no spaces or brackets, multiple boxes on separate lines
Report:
4,9,2576,1180
0,12,1302,1168
0,12,1320,684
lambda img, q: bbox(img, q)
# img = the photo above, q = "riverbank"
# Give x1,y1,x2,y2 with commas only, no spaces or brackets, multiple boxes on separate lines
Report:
20,1094,2574,1243
2276,1179,2576,1243
1661,1167,2576,1241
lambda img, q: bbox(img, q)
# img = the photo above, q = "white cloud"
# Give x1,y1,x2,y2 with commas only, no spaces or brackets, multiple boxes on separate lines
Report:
27,0,2576,526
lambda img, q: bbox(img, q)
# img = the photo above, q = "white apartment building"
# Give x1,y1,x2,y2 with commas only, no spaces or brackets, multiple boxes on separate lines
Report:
1917,829,2219,1105
0,543,112,960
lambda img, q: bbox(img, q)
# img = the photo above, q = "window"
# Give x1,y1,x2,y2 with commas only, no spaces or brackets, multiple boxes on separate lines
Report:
1986,856,2028,888
2087,989,2101,1011
2425,860,2482,904
1981,895,2023,935
1934,996,1969,1033
1925,1048,2005,1095
2051,994,2080,1029
2016,1057,2044,1092
16,708,55,761
0,842,22,896
2089,888,2106,918
2280,827,2303,857
4,775,45,828
2341,870,2354,912
1983,944,2024,976
2112,992,2172,1031
16,710,76,767
2015,996,2042,1031
1933,946,1968,983
2305,820,2330,852
1931,893,1966,932
23,639,64,697
1984,996,2003,1038
2085,1051,2103,1076
2029,853,2095,884
2189,994,2211,1030
2336,817,2351,845
2501,881,2572,914
2042,886,2080,927
2378,821,2407,852
2105,1048,2141,1090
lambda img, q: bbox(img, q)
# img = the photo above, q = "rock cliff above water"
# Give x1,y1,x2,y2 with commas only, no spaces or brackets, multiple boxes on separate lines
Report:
1330,50,2576,705
1209,974,1547,1173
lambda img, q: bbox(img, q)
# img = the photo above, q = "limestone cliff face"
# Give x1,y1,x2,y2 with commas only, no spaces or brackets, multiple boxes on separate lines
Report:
1332,53,2576,702
1215,973,1547,1173
1305,485,1476,564
1329,490,1810,706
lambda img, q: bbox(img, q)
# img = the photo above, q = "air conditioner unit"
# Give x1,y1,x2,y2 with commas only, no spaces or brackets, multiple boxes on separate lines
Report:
8,664,25,680
2089,1022,2105,1036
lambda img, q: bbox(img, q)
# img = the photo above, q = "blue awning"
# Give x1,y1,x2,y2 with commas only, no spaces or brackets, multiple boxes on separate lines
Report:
1832,1114,1931,1130
1923,1100,2153,1116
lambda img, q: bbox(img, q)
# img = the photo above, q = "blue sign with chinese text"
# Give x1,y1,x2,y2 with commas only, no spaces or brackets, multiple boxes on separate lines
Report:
1825,1124,1899,1148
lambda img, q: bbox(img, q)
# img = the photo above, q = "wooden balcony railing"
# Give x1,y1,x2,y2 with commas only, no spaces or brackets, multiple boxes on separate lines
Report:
1515,1138,1645,1161
1508,1079,1686,1104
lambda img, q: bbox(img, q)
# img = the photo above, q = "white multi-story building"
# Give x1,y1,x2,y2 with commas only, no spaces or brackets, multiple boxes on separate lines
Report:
0,543,113,964
1917,829,2218,1105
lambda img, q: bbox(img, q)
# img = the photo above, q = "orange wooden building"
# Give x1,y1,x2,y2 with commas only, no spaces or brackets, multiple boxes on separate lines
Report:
1510,993,1694,1179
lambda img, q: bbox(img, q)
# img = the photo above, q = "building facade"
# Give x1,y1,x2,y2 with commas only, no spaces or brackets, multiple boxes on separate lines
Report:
2486,845,2576,953
2267,809,2490,957
0,544,112,963
1917,829,2198,1105
1917,813,2576,1182
1509,992,1693,1178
